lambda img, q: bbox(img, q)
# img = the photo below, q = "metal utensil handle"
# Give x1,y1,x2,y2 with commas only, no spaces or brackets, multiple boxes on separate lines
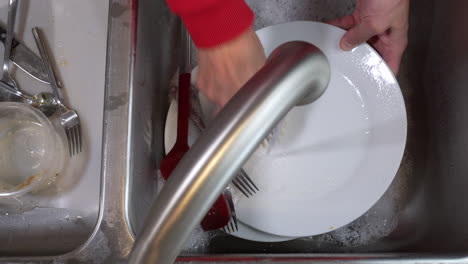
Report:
2,0,18,79
0,23,19,48
0,80,29,100
31,27,63,105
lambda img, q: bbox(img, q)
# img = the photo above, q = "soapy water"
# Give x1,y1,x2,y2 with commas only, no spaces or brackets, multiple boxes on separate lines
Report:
301,195,400,248
182,226,213,253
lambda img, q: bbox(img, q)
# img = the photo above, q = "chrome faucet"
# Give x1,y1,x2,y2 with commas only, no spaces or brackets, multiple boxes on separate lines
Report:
129,41,331,264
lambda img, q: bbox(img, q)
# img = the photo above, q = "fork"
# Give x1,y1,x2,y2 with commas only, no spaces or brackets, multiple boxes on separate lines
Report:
231,169,259,198
222,186,238,233
189,88,259,197
32,27,82,156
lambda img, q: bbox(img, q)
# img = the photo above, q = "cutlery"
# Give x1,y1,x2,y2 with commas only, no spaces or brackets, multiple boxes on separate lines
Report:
0,2,58,117
32,27,82,156
1,0,19,89
0,25,57,86
222,186,238,233
0,80,58,116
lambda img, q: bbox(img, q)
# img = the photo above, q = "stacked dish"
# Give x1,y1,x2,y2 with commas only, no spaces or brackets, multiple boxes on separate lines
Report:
165,21,407,242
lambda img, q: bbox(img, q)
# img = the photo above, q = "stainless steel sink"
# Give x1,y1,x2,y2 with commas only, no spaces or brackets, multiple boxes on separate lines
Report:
128,0,468,259
2,0,468,262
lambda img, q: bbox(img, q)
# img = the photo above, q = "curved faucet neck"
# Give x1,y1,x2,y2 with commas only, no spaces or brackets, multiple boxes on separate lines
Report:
129,41,330,264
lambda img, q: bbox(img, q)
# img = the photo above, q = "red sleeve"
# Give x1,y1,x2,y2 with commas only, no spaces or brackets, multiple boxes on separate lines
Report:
166,0,254,48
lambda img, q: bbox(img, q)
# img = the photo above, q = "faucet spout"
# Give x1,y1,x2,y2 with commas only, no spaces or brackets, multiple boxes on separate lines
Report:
129,41,330,264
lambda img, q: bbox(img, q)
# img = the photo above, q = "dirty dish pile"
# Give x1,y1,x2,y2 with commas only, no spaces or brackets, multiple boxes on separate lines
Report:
0,0,82,196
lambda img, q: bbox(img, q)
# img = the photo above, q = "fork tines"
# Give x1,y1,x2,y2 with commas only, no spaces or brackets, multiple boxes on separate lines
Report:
63,110,82,157
66,123,82,156
222,218,238,233
232,169,259,198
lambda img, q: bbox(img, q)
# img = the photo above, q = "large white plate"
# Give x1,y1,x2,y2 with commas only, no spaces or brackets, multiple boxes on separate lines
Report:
232,221,295,243
173,21,406,239
232,21,407,237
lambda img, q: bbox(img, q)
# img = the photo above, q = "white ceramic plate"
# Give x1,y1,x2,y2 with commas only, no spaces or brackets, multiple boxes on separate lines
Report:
236,21,406,237
232,220,295,243
192,21,406,238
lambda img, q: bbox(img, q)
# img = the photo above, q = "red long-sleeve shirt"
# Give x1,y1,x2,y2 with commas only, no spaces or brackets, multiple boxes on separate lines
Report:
166,0,254,48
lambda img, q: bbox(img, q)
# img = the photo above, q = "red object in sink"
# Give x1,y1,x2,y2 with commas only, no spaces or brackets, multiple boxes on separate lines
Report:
159,72,230,231
159,73,191,178
200,196,230,231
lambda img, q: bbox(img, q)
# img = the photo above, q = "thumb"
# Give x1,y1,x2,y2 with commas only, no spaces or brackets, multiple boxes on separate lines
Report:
340,22,377,51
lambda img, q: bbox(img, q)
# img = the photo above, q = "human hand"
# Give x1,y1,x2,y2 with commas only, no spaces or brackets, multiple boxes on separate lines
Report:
196,28,266,108
329,0,409,74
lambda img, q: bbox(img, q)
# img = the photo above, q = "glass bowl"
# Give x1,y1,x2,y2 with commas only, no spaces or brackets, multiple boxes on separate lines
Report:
0,102,67,196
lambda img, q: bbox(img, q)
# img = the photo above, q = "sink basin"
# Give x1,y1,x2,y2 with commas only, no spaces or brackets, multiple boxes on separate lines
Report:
0,0,107,258
2,0,468,262
128,0,468,259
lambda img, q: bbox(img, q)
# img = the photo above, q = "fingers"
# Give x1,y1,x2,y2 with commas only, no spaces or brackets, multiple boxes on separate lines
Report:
328,15,377,51
386,54,402,75
378,45,402,75
329,0,409,75
340,20,385,50
327,15,357,30
383,31,408,75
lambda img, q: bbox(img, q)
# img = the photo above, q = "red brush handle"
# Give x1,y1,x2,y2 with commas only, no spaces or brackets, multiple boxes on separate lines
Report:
162,72,230,230
176,73,191,147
